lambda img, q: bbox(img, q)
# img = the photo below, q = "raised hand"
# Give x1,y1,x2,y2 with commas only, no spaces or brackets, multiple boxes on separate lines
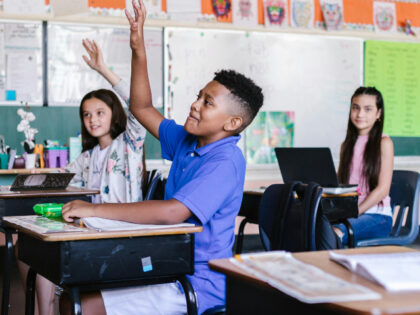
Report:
82,39,106,73
125,0,147,52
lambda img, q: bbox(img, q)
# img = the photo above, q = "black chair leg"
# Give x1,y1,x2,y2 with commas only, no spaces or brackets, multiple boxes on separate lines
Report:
236,218,249,254
1,228,14,315
178,276,197,315
69,287,82,315
25,268,37,315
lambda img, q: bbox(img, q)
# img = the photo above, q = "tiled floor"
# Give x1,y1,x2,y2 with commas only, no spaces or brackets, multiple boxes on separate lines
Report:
1,232,420,315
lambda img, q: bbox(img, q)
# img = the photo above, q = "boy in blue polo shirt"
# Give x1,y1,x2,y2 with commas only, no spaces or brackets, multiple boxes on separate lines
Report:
61,1,263,314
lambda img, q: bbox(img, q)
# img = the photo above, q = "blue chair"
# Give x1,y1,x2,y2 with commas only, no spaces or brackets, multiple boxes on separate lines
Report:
258,182,324,252
356,170,420,247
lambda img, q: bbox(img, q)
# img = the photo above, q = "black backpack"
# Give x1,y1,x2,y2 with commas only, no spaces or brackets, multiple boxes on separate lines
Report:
259,181,341,252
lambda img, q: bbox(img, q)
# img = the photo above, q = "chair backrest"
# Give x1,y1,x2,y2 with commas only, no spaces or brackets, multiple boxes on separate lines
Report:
258,182,323,252
389,170,420,239
355,170,420,247
144,169,165,200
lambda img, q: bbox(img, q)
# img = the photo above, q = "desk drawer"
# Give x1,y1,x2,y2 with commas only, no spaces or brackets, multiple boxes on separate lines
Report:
18,233,194,286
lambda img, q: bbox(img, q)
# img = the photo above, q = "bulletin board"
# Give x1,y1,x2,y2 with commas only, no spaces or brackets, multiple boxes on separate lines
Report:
365,40,420,156
0,20,43,106
164,27,363,159
47,23,163,107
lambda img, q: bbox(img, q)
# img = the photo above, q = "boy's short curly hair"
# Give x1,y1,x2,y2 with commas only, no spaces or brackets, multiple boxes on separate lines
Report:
213,69,263,132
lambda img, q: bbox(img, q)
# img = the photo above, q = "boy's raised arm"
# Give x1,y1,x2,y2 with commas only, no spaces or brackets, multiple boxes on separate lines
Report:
126,0,163,139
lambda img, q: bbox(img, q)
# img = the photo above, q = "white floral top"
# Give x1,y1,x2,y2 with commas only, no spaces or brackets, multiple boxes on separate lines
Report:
66,80,146,203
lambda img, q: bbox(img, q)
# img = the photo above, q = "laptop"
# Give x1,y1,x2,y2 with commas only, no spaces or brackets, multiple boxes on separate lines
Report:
9,173,75,191
274,148,357,193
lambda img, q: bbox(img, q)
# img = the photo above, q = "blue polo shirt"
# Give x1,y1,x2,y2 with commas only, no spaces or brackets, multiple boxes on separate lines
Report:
159,119,245,314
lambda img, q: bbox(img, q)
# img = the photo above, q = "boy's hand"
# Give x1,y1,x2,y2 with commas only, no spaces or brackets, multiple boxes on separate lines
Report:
82,39,106,73
125,0,146,52
62,200,96,222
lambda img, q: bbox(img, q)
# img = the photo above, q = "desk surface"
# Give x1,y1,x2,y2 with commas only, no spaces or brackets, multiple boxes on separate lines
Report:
0,168,62,175
244,187,359,198
4,215,203,242
210,246,420,315
0,186,99,198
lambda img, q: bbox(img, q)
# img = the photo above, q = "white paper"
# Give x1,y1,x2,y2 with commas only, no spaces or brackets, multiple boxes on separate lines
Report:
264,0,288,28
232,251,380,303
4,0,46,15
4,23,41,50
6,52,38,102
166,0,201,21
233,0,259,27
290,0,314,28
320,0,344,31
125,0,162,17
373,1,397,33
82,217,195,232
330,251,420,291
0,25,5,102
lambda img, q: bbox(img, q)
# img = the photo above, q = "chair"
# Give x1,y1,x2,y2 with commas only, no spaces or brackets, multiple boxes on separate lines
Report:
258,182,323,252
355,170,420,247
202,305,226,315
144,169,165,200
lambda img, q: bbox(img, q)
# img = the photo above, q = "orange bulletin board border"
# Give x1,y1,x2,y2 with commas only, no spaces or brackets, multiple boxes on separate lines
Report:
88,0,420,27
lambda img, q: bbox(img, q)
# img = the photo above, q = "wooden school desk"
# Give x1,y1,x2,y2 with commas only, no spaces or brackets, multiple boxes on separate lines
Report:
210,246,420,315
236,182,359,253
0,187,99,315
3,216,202,315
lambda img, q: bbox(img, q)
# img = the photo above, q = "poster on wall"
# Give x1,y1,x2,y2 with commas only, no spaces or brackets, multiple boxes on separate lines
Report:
245,111,294,165
373,1,397,33
3,0,47,14
264,0,288,28
212,0,232,21
125,0,162,18
166,0,201,21
232,0,259,27
320,0,344,31
290,0,314,28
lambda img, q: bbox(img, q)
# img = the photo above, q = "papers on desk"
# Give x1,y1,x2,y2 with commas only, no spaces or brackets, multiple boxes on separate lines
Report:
81,217,195,232
322,185,358,195
330,251,420,292
5,215,87,234
231,251,380,303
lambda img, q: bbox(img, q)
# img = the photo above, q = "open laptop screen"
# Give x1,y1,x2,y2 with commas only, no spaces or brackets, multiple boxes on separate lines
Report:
274,147,339,187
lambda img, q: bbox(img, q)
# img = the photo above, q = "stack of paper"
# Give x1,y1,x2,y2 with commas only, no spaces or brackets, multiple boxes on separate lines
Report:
330,251,420,291
82,217,195,232
231,251,380,303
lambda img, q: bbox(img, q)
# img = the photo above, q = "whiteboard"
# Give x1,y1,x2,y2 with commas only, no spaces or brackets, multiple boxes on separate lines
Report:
0,20,43,105
48,23,163,107
164,28,363,159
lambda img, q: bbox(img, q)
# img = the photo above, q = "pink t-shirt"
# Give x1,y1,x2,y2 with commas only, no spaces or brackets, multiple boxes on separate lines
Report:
348,134,391,209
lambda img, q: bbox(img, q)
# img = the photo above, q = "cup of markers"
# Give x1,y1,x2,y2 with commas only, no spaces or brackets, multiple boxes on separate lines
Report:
33,203,64,218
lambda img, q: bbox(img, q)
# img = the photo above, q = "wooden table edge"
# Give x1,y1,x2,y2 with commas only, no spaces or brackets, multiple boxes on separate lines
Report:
3,216,203,242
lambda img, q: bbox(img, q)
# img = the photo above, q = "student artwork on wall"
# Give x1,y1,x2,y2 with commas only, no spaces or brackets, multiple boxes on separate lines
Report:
3,0,47,15
373,1,396,34
212,0,232,21
320,0,343,31
232,0,259,27
245,111,294,164
166,0,202,22
291,0,314,28
264,0,288,28
126,0,162,18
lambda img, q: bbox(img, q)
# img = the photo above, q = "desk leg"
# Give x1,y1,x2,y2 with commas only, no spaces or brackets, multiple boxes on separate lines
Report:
1,228,14,315
25,268,36,315
178,276,197,315
69,287,82,315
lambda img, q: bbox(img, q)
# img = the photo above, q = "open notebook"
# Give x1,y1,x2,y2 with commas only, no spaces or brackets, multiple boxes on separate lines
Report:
81,217,195,232
330,251,420,291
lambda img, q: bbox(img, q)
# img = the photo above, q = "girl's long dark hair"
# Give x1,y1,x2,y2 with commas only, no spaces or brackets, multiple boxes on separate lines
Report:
338,87,384,192
80,89,127,152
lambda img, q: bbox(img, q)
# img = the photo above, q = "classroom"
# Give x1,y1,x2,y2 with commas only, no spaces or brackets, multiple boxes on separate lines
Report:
0,0,420,314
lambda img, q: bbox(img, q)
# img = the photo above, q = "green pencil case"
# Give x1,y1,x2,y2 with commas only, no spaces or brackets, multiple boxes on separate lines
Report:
33,203,64,218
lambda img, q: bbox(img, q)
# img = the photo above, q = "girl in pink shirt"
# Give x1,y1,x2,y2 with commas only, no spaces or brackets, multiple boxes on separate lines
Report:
334,87,394,246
